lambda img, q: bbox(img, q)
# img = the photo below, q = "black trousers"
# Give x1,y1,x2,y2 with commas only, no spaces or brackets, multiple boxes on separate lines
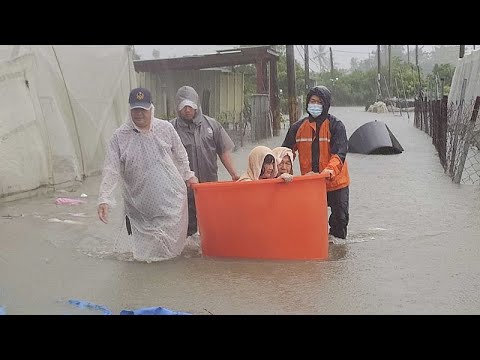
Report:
187,189,197,236
327,186,349,239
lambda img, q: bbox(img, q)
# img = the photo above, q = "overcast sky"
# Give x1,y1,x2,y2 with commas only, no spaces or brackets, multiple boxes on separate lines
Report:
134,45,439,71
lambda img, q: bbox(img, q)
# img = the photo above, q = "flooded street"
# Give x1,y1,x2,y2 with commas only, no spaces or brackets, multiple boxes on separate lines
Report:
1,107,480,314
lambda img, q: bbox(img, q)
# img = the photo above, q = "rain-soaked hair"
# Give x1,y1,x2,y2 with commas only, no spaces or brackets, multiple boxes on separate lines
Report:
260,154,275,177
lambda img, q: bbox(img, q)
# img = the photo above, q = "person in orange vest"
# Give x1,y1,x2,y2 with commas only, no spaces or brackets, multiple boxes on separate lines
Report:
281,86,350,240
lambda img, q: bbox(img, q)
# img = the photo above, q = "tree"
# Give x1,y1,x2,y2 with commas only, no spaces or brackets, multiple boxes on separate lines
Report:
235,45,307,114
312,45,329,72
420,45,459,74
425,63,455,97
391,45,406,61
350,50,378,72
236,45,456,109
275,46,306,112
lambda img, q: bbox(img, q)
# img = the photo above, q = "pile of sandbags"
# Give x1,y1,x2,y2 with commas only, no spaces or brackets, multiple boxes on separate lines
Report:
367,101,389,113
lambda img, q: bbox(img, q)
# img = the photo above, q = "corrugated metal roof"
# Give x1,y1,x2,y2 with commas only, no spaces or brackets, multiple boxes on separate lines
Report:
134,45,279,73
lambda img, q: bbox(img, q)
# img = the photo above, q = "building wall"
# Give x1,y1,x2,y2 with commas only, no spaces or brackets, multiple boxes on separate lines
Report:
136,69,244,126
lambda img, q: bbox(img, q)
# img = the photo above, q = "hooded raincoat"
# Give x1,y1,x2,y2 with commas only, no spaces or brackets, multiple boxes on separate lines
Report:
238,146,278,182
272,146,294,175
98,105,195,262
170,86,234,182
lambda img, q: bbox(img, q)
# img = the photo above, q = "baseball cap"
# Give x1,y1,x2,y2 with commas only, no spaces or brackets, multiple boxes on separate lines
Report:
178,99,198,111
129,87,152,110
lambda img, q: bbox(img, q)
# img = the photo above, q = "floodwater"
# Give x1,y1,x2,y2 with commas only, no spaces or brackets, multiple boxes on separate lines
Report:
1,107,479,315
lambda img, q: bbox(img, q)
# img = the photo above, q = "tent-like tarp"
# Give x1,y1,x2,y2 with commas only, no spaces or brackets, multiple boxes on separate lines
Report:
0,45,137,202
348,120,404,155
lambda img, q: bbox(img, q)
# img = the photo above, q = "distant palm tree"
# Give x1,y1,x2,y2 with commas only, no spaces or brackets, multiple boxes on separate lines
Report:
312,45,329,72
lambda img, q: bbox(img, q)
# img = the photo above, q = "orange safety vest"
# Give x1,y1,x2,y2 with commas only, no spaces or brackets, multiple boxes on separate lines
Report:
293,118,350,192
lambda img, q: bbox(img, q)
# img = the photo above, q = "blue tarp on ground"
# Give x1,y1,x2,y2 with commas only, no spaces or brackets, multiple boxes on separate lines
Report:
68,299,191,315
68,299,112,315
120,307,191,315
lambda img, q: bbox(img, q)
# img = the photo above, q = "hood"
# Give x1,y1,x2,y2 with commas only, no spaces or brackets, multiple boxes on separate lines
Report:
174,85,203,123
272,146,294,175
306,85,331,120
238,146,278,181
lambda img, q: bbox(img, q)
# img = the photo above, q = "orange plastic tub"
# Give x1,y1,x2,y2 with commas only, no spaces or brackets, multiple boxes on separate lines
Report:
191,174,329,260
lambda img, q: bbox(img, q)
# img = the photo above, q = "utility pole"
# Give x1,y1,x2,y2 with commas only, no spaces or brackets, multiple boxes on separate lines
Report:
415,45,423,99
388,45,392,90
317,45,323,72
407,45,410,65
304,45,309,95
286,45,298,125
412,45,417,92
376,45,381,101
459,45,465,58
329,47,334,77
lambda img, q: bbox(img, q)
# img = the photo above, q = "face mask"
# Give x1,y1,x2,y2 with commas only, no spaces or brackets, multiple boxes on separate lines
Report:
308,104,323,118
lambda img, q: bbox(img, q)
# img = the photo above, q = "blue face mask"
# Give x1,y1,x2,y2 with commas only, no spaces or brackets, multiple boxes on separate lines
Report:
308,104,323,118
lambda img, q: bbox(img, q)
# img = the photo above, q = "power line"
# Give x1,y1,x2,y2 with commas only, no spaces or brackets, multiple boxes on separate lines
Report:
300,45,322,68
333,49,373,55
296,45,319,73
298,45,332,72
295,45,305,64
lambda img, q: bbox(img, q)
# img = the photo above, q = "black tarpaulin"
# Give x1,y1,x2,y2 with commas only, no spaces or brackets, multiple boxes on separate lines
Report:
348,120,403,155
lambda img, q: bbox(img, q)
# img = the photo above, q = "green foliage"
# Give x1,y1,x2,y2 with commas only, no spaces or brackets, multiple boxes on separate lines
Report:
235,45,306,114
309,49,456,106
279,58,308,112
425,63,455,96
235,63,256,97
233,45,457,110
420,45,459,73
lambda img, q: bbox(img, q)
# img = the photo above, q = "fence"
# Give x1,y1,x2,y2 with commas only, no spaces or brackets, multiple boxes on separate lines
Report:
414,96,448,169
414,95,480,185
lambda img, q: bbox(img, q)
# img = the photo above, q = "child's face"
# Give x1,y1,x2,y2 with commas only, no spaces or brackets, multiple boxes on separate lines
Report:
260,162,275,179
277,155,292,175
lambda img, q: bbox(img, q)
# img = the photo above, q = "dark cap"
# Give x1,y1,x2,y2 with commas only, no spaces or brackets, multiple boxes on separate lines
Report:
129,87,152,109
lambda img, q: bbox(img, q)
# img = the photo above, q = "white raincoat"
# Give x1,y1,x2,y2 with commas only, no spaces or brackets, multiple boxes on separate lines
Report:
98,105,195,262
